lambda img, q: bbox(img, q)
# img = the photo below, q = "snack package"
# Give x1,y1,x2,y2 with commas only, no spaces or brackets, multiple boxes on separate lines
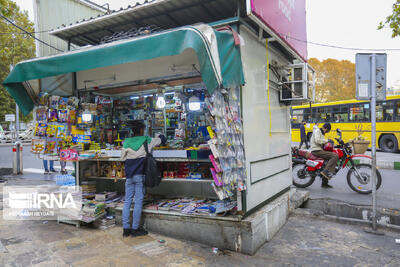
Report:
57,125,67,138
35,123,47,137
39,93,49,106
45,141,56,154
31,139,45,154
46,124,58,137
49,96,60,109
59,149,78,161
36,107,47,122
72,134,91,144
58,109,69,123
69,110,77,124
58,97,68,109
48,109,58,122
68,97,79,109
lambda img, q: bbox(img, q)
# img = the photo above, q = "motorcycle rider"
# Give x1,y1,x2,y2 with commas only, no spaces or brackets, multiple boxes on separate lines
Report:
310,123,338,188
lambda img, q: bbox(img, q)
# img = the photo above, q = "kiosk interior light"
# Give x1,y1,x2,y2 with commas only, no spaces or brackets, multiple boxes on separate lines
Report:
156,95,166,109
188,95,201,111
82,112,92,122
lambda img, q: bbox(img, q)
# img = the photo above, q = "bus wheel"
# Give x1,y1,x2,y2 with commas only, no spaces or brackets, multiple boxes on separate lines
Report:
379,135,398,153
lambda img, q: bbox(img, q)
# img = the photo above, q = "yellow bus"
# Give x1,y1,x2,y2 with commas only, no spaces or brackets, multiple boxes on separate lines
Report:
291,95,400,152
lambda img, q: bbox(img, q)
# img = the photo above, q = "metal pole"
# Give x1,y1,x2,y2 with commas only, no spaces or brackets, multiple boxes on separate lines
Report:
15,104,19,141
370,54,377,231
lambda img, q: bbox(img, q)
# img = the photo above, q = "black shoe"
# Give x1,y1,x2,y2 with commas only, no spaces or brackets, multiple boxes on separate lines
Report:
50,169,57,173
123,228,131,237
321,177,333,188
44,170,50,174
131,227,148,237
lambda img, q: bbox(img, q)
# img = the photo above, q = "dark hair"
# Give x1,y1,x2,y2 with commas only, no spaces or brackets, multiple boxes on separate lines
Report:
131,120,145,136
323,123,331,131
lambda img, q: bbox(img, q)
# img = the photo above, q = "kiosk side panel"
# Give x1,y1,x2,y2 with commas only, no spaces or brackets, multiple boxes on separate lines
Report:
240,26,292,213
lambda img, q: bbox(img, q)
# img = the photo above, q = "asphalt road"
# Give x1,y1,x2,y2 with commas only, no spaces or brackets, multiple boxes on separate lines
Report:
301,168,400,210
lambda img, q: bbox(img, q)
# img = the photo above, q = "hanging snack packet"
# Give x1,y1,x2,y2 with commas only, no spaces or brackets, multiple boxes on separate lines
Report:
68,97,79,109
58,109,69,123
69,110,77,124
48,109,58,122
46,124,58,137
35,123,47,137
36,107,47,122
49,96,60,109
58,97,68,109
38,93,49,106
31,139,45,154
57,125,67,138
45,141,56,154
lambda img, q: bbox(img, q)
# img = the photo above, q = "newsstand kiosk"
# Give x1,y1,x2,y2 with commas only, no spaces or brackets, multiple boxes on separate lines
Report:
3,1,313,255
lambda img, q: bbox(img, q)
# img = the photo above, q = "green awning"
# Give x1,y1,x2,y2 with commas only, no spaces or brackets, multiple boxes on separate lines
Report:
3,24,244,116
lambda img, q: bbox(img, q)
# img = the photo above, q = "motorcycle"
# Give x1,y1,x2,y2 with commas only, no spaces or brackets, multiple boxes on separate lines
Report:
292,128,382,194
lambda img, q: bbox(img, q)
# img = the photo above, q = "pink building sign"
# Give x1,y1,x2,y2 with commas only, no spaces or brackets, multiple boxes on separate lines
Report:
250,0,307,61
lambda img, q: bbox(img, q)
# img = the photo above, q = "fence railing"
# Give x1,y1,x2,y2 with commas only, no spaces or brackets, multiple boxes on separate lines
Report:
0,130,33,144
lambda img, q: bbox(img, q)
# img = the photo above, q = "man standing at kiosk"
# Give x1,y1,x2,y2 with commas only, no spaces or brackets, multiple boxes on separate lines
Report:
120,121,166,237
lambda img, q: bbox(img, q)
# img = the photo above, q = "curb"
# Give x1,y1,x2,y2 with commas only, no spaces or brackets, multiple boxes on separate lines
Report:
301,198,400,230
354,158,400,170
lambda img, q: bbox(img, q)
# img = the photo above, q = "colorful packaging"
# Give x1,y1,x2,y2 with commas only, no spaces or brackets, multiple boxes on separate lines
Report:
35,123,47,137
49,96,60,109
31,139,45,154
68,97,79,109
36,107,47,122
45,141,56,154
39,93,49,106
46,124,58,137
48,109,58,122
58,97,68,109
69,110,77,124
60,149,78,161
58,109,69,123
57,125,67,138
73,134,91,144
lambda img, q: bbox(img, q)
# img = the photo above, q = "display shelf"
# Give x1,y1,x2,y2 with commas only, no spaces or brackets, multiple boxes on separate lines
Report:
82,157,211,163
85,176,212,183
161,178,213,182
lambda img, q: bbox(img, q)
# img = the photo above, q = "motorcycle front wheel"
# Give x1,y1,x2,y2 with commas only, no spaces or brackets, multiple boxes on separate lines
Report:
346,163,382,194
292,163,315,188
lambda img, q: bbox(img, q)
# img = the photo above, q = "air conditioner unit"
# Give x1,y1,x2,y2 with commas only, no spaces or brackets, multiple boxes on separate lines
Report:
280,63,315,103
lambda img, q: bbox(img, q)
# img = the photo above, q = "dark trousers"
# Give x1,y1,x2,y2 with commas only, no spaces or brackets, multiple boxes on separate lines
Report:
311,150,339,173
299,139,309,149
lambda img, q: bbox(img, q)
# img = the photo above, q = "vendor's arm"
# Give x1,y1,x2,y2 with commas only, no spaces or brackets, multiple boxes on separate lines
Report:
119,148,128,161
149,134,167,150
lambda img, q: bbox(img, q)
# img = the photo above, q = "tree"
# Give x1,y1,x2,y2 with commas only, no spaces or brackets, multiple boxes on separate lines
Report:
378,0,400,37
0,0,35,124
308,58,356,103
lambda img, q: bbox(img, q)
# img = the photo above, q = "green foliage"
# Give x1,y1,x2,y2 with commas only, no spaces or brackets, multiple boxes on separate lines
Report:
308,58,356,102
0,0,35,122
378,0,400,37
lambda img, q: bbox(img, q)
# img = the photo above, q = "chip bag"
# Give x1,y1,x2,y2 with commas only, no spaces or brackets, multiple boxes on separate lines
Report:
58,109,69,123
46,125,57,137
45,141,56,154
57,125,67,138
35,123,47,137
31,139,45,154
48,109,58,122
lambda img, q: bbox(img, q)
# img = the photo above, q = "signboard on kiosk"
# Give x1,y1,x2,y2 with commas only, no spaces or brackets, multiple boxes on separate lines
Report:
247,0,308,61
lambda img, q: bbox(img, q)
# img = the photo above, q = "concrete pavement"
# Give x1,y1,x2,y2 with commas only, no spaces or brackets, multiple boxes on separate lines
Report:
1,180,399,266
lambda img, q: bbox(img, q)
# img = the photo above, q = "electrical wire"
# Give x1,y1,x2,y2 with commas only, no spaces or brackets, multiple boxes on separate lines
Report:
0,13,63,52
0,30,51,35
284,34,400,52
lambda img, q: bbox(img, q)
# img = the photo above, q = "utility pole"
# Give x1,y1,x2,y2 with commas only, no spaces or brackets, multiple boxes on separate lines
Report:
370,54,377,231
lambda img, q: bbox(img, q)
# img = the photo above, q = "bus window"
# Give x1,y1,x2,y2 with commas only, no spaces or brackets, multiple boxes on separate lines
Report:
395,101,400,122
349,103,370,122
332,105,349,122
316,107,333,122
303,108,311,123
377,102,394,122
292,109,304,128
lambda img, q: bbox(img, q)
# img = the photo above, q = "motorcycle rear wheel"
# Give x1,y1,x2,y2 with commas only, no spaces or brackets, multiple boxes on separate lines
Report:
292,163,315,188
346,163,382,194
